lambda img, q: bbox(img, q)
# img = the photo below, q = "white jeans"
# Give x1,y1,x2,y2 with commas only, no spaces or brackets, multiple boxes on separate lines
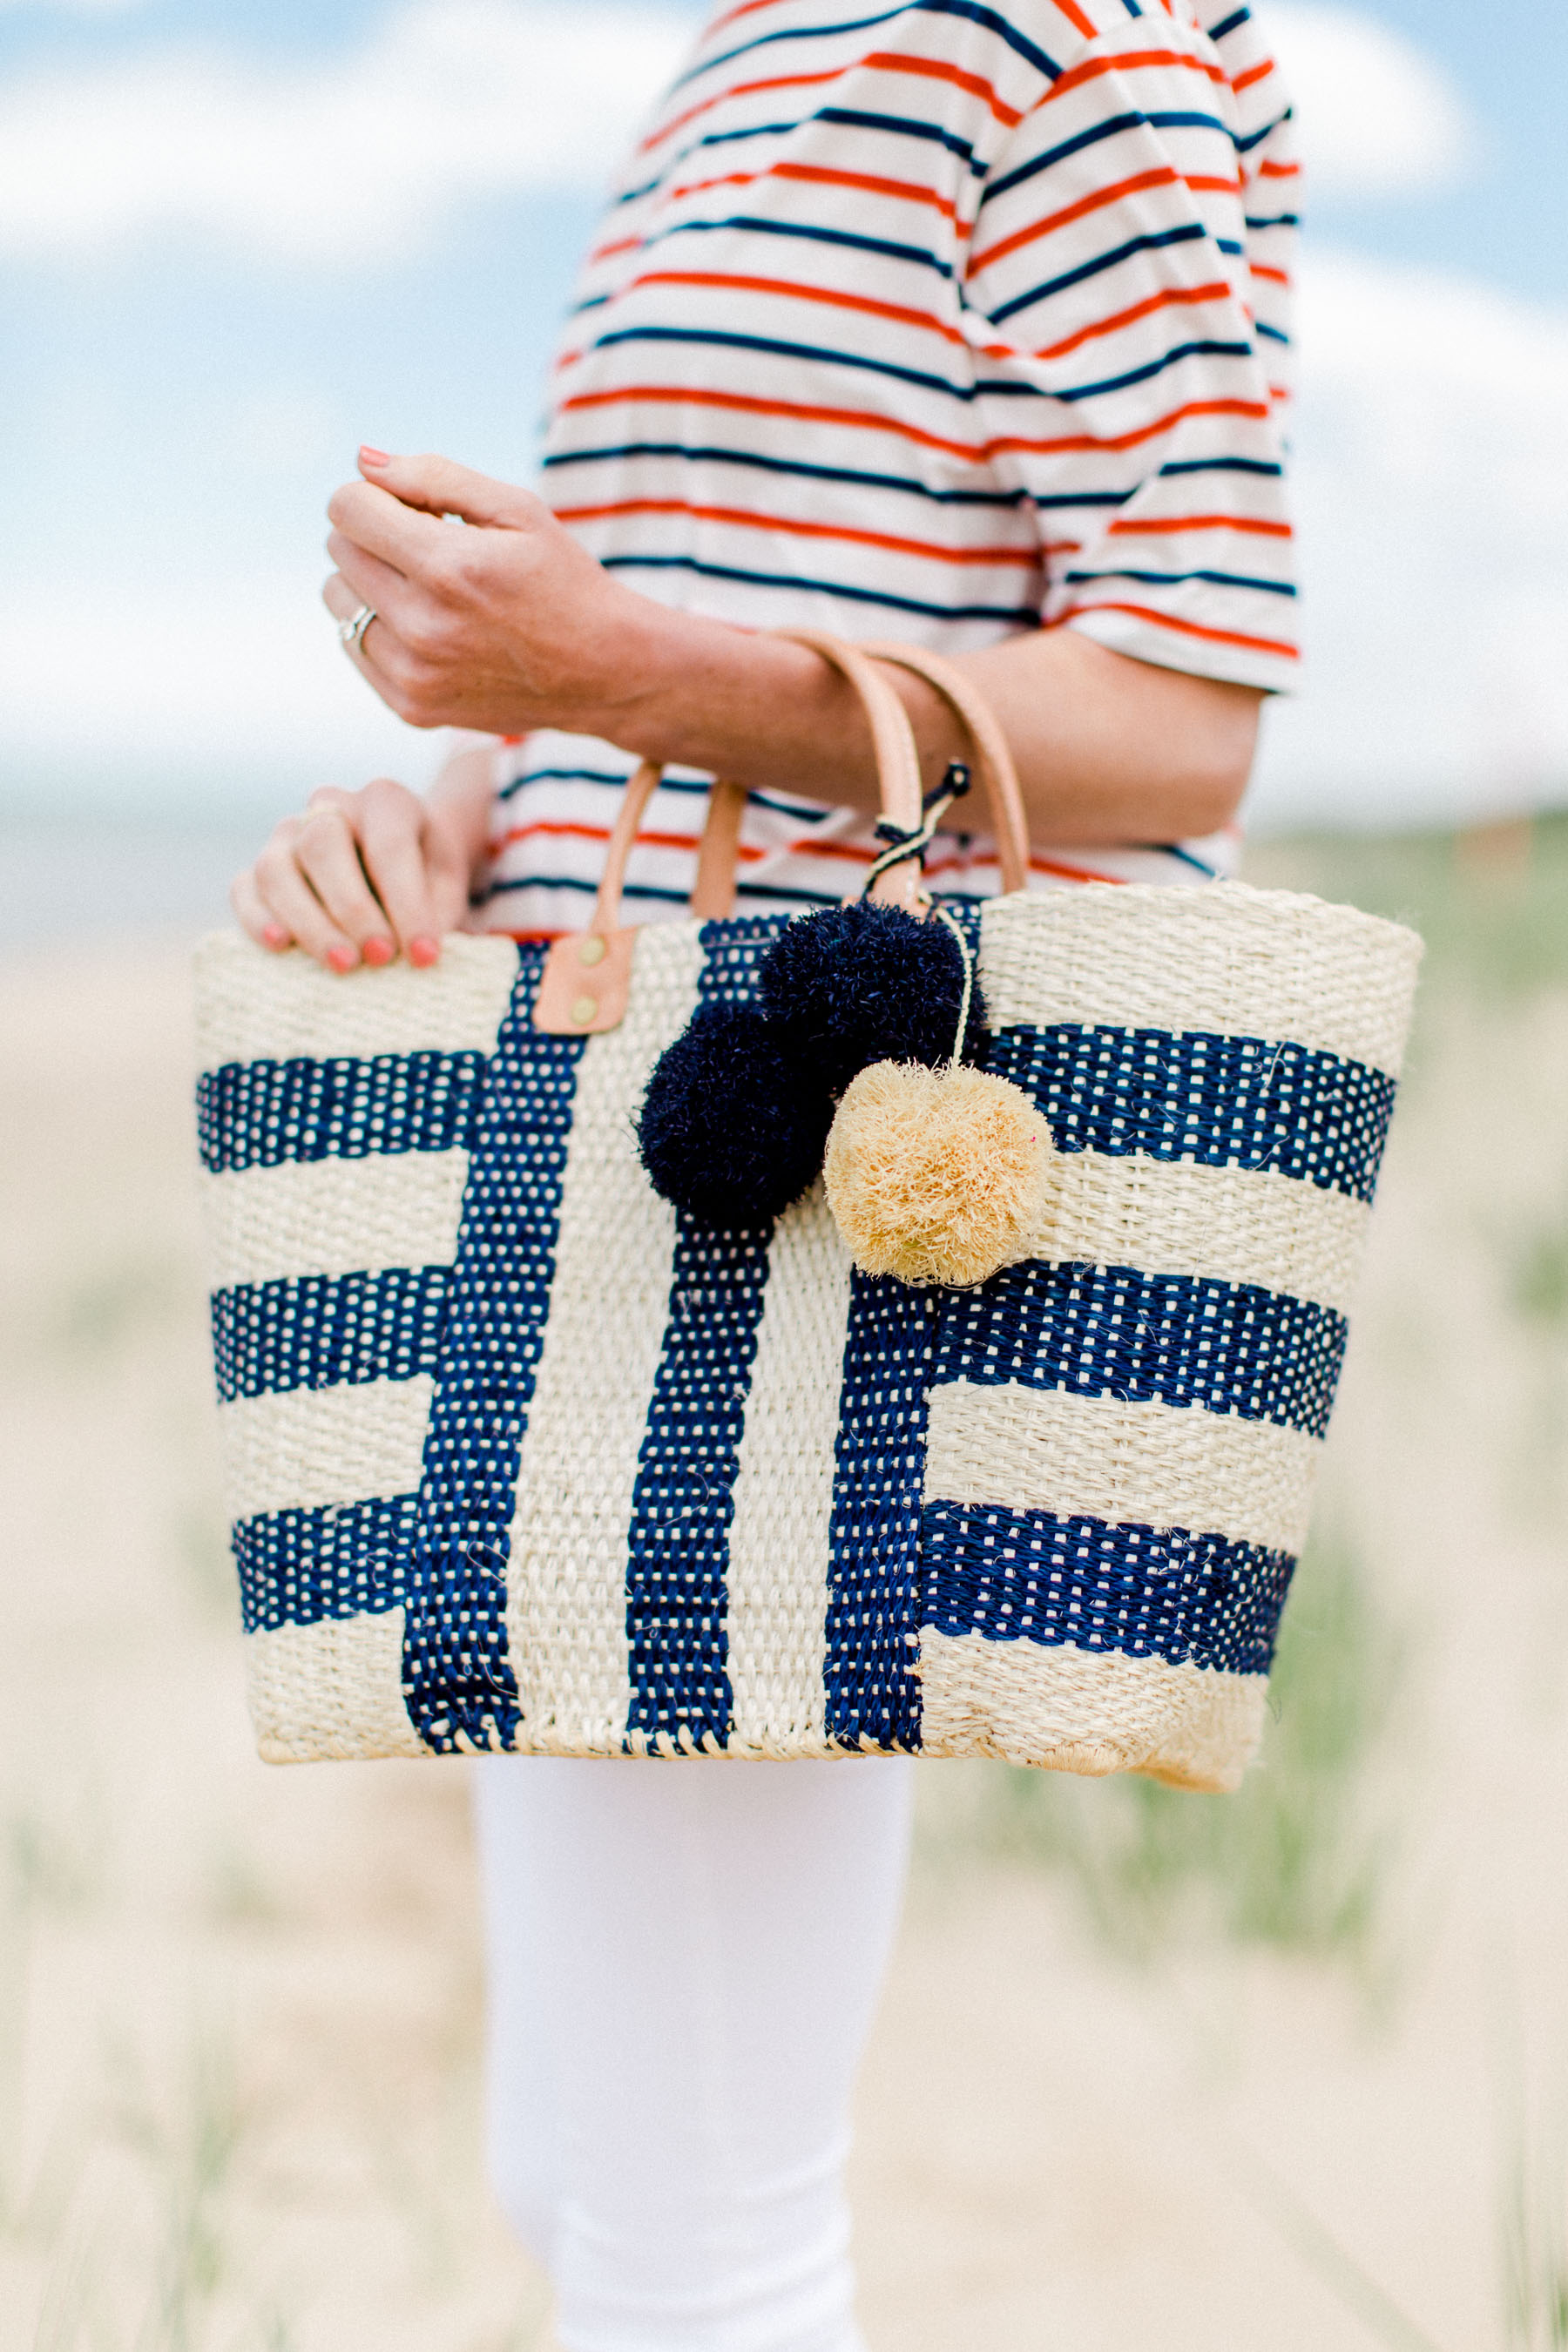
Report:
474,1755,914,2352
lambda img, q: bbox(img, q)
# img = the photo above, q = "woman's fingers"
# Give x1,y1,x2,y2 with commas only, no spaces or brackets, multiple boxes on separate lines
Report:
249,823,362,969
235,780,456,975
325,476,447,571
352,779,444,961
322,570,419,713
323,570,378,639
230,863,291,952
326,530,412,620
290,804,398,962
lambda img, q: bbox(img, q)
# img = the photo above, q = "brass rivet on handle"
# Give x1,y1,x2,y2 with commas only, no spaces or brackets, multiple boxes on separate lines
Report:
578,935,607,967
570,995,598,1025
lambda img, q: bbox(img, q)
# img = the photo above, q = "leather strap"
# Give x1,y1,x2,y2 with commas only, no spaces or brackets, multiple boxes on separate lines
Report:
772,627,927,913
689,777,749,920
591,757,664,935
856,641,1031,896
533,631,1010,1031
531,757,661,1035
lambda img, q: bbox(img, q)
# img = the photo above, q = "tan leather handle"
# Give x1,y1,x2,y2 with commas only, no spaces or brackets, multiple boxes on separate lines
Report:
574,631,942,937
533,762,751,1032
587,758,664,935
773,627,928,913
574,764,747,936
689,777,749,920
536,632,979,1032
857,641,1031,896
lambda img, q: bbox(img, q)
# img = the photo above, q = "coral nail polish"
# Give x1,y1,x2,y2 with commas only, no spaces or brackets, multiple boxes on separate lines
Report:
360,445,391,467
261,923,288,950
409,936,440,969
362,935,395,967
326,943,357,973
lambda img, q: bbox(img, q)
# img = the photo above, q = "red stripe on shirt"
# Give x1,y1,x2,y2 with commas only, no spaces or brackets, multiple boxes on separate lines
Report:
642,68,841,155
988,395,1272,457
970,165,1182,274
553,496,1040,566
1045,47,1229,103
705,0,801,34
495,818,767,862
1053,0,1099,38
557,383,1273,465
558,382,995,463
669,158,964,228
862,51,1023,127
625,266,964,348
1055,598,1300,659
1107,511,1294,538
642,46,1019,158
1030,852,1129,884
1032,279,1233,360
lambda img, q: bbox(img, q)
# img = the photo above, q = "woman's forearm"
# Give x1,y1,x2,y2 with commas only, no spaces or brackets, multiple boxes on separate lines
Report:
601,602,1262,843
324,453,1264,846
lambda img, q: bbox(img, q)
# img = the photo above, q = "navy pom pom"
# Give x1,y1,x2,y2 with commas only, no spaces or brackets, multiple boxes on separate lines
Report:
758,901,988,1093
637,1002,835,1226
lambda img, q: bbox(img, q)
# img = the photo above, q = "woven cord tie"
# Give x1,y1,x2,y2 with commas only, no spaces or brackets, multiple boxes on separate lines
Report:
862,762,971,895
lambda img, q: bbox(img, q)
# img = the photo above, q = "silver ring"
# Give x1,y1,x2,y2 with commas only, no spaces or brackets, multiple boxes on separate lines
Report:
338,603,375,654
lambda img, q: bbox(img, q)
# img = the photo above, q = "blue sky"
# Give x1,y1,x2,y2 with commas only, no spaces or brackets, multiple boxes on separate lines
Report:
2,0,1565,832
1273,0,1568,303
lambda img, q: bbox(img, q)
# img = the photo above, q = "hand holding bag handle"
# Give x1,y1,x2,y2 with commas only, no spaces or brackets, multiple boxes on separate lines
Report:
533,632,1028,1032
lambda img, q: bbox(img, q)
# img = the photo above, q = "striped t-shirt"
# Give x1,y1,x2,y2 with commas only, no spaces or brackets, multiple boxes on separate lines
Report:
474,0,1298,939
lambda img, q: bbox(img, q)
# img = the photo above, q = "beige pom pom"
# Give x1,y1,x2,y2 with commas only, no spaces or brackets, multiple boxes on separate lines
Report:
823,1060,1057,1287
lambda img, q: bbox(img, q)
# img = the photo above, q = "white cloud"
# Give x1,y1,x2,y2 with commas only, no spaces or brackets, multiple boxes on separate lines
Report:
0,0,695,262
1256,1,1478,199
1248,250,1568,832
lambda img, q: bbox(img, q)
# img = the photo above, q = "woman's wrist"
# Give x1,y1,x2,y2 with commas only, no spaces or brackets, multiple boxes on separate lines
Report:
576,597,957,812
427,740,502,883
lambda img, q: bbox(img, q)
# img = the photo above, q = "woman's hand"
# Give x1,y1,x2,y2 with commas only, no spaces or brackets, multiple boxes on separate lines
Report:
322,449,660,740
231,748,495,972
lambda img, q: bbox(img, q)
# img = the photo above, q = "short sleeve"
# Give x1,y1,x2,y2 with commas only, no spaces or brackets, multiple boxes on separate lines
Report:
960,10,1300,692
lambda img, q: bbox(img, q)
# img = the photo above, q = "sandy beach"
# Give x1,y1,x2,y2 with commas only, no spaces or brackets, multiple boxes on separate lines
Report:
3,832,1568,2350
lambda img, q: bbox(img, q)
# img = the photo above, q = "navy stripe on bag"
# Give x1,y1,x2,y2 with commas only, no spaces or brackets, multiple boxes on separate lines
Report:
990,1024,1396,1202
403,949,585,1753
933,1260,1348,1439
198,1051,484,1172
920,1501,1294,1678
212,1267,450,1402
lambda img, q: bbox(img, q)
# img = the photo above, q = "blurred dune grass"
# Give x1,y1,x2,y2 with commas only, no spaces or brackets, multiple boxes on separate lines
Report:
1,817,1567,2349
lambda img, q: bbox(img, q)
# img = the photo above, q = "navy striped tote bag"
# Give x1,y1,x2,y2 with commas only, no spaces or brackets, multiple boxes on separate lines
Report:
196,637,1421,1788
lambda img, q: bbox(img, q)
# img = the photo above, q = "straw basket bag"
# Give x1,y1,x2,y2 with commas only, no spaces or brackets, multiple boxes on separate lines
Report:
196,633,1421,1789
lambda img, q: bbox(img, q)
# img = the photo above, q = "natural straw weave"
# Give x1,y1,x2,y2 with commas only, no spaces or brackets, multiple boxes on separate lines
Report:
196,881,1420,1788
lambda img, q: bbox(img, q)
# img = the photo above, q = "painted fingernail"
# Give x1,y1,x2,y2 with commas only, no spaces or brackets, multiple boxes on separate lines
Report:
261,923,288,950
326,943,357,974
359,445,391,467
409,935,440,968
362,934,395,967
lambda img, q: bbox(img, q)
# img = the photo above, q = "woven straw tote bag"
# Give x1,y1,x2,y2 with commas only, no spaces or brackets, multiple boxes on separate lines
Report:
196,633,1422,1789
